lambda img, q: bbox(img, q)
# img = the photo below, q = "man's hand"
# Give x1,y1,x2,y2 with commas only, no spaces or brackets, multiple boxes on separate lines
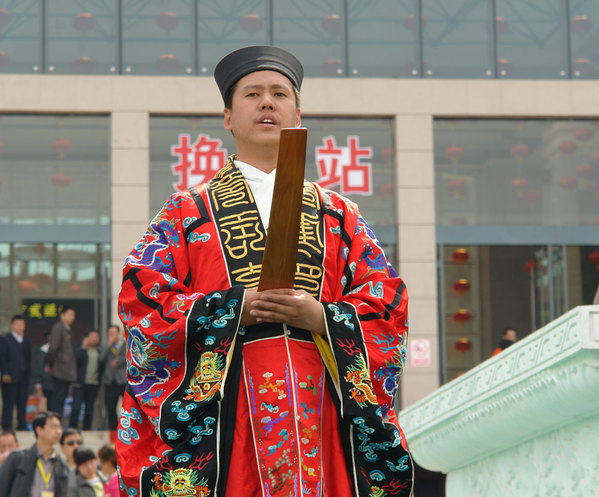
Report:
245,289,326,335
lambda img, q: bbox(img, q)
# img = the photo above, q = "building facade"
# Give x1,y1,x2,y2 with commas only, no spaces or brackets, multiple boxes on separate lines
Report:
1,1,598,407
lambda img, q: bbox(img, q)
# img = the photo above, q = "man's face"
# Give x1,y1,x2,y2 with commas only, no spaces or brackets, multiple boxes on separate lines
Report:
223,70,301,151
61,433,83,459
37,416,63,446
87,332,100,348
107,326,119,343
11,319,25,335
504,329,517,342
61,309,76,326
0,433,17,453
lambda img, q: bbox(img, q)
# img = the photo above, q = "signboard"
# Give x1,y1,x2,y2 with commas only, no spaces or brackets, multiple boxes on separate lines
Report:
410,338,432,367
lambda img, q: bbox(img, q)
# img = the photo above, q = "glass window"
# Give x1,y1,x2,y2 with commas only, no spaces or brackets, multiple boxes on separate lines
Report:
569,0,599,79
0,0,42,74
149,116,396,246
0,115,110,228
122,0,194,75
197,0,270,76
421,0,492,78
348,0,419,78
434,119,599,230
495,0,568,79
45,0,117,74
273,0,346,78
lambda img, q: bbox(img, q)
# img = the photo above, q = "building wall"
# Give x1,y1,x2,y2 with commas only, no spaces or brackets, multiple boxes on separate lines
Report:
2,74,596,406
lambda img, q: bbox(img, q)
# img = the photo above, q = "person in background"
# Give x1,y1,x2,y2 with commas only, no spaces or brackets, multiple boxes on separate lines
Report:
67,446,103,497
97,444,118,497
99,325,126,432
70,330,103,430
60,427,83,471
0,411,69,497
0,315,32,431
492,327,518,356
30,330,55,412
0,430,18,468
47,306,77,418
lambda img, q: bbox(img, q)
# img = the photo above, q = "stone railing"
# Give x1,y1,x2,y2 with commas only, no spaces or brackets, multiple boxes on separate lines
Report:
399,305,599,497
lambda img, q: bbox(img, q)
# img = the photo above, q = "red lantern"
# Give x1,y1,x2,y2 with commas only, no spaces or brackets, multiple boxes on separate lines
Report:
0,8,11,29
574,127,593,142
573,58,594,76
52,173,71,188
240,14,262,33
510,178,528,196
156,12,179,33
444,146,463,164
452,248,469,265
524,260,536,274
72,12,95,33
53,138,71,158
576,163,594,179
446,179,466,199
570,15,592,36
497,58,512,75
559,176,578,190
454,338,472,354
510,144,530,162
452,278,470,296
70,56,94,74
18,280,37,293
322,14,341,34
588,250,599,269
558,140,578,154
69,283,81,293
156,54,179,73
323,58,343,77
0,50,10,67
453,309,471,324
494,17,509,35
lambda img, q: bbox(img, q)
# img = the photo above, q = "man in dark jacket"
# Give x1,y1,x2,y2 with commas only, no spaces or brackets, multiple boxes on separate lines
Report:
99,324,126,431
0,315,31,430
47,306,77,417
0,411,69,497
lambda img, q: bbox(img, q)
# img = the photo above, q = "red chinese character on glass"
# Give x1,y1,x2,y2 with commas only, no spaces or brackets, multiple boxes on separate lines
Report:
315,136,344,189
171,134,227,191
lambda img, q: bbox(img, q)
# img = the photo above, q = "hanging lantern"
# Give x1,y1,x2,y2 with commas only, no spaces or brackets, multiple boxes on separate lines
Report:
72,12,95,33
558,140,578,154
156,54,180,73
446,179,466,199
494,17,509,35
497,58,512,76
510,144,530,162
0,8,11,29
454,338,472,354
453,309,471,324
588,250,599,269
0,50,10,67
572,58,593,76
574,127,593,143
323,58,342,77
53,138,71,159
70,56,94,74
240,14,262,33
523,189,541,205
452,278,470,296
559,176,578,190
524,260,536,274
52,173,71,188
575,163,594,179
156,12,179,33
18,280,37,293
322,14,341,34
444,146,463,164
570,15,592,36
69,283,81,293
452,248,469,265
510,177,528,196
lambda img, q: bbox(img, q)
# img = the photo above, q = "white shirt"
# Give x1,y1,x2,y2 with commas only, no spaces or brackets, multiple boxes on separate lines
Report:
10,330,24,343
235,160,276,230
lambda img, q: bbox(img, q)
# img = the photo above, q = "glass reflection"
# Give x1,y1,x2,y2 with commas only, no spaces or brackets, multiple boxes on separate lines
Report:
422,0,492,78
197,0,270,76
495,0,567,78
46,0,117,74
122,0,194,75
569,0,599,79
273,0,345,77
348,0,418,78
0,0,41,74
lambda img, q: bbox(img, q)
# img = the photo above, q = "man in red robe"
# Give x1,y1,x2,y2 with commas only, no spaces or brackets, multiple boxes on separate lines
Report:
117,45,413,497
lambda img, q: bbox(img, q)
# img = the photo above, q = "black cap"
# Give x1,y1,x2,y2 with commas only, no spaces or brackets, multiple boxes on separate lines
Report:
214,46,304,103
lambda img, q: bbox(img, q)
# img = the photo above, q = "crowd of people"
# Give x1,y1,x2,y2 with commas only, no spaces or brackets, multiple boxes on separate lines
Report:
0,308,127,433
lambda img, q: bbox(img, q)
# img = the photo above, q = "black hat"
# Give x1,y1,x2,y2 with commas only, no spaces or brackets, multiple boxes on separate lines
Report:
214,46,303,103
